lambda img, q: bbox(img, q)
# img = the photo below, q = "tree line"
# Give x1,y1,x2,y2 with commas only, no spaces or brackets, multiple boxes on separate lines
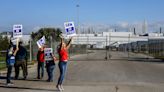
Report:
0,27,62,51
31,28,62,41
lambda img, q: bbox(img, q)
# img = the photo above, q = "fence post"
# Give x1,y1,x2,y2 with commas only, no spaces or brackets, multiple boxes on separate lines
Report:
128,34,130,60
105,35,108,60
109,33,111,59
87,35,89,60
147,35,149,60
29,39,32,62
50,36,53,48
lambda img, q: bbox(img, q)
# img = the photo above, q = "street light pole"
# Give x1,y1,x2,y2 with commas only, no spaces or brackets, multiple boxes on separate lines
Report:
76,2,80,45
76,4,80,34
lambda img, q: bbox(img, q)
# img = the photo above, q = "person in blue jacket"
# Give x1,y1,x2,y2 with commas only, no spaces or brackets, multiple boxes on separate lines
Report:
6,40,19,86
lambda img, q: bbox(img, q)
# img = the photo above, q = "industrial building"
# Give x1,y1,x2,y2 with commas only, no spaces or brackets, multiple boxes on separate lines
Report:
70,32,163,49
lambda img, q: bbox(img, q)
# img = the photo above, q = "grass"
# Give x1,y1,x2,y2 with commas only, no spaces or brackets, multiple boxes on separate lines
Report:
0,57,5,61
0,61,35,70
0,56,6,70
0,62,6,70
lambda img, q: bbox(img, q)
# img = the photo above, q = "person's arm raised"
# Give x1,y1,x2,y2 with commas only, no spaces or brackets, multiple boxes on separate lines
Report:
66,37,73,50
59,35,64,49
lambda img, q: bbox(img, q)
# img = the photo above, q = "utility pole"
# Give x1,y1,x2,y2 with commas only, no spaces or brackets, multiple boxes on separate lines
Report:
76,1,80,45
76,4,80,34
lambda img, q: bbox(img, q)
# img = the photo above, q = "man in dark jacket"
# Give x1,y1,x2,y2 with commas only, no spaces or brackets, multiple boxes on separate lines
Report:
14,41,28,80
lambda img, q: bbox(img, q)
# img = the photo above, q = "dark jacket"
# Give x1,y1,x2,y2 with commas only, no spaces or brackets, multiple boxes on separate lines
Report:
15,46,27,61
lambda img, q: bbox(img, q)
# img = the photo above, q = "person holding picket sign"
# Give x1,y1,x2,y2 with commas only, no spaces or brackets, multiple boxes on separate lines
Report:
56,36,73,91
44,47,57,82
14,41,28,80
6,39,19,86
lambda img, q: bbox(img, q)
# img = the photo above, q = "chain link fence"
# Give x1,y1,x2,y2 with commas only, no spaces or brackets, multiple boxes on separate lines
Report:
1,35,164,69
29,35,164,62
67,35,163,61
30,38,59,61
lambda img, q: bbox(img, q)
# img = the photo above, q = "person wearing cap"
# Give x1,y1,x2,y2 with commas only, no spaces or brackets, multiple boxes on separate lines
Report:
14,41,28,80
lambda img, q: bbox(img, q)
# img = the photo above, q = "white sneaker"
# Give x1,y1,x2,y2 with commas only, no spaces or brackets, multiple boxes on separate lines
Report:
60,85,64,91
57,85,62,91
6,82,14,86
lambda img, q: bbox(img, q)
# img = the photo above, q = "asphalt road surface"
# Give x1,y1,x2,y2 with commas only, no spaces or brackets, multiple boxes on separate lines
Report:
0,50,164,92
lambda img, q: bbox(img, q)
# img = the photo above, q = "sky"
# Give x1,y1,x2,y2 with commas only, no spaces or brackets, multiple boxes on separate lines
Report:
0,0,164,33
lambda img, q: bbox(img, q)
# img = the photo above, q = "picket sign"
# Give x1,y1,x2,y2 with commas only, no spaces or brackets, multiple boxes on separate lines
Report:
37,36,46,48
44,48,53,61
64,22,76,37
13,24,23,38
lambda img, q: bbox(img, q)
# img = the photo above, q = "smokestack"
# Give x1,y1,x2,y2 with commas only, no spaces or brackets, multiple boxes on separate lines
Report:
134,27,136,35
160,27,162,33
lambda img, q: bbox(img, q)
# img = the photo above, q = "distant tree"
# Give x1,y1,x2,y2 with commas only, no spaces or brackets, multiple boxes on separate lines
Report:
0,35,10,50
31,28,62,42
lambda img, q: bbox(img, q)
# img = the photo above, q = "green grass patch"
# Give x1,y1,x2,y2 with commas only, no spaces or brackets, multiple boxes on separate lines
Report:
0,56,6,70
0,57,5,62
0,62,6,70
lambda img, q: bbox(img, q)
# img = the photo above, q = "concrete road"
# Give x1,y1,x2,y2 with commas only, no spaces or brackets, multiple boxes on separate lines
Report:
0,50,164,92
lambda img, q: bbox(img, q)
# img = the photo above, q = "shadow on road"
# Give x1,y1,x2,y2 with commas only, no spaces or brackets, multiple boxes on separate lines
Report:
26,78,47,82
0,76,47,82
0,76,15,80
0,85,58,92
0,76,6,79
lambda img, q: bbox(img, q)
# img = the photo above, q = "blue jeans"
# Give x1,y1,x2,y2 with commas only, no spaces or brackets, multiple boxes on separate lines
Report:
46,61,55,81
7,65,12,83
57,61,68,85
37,62,44,78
